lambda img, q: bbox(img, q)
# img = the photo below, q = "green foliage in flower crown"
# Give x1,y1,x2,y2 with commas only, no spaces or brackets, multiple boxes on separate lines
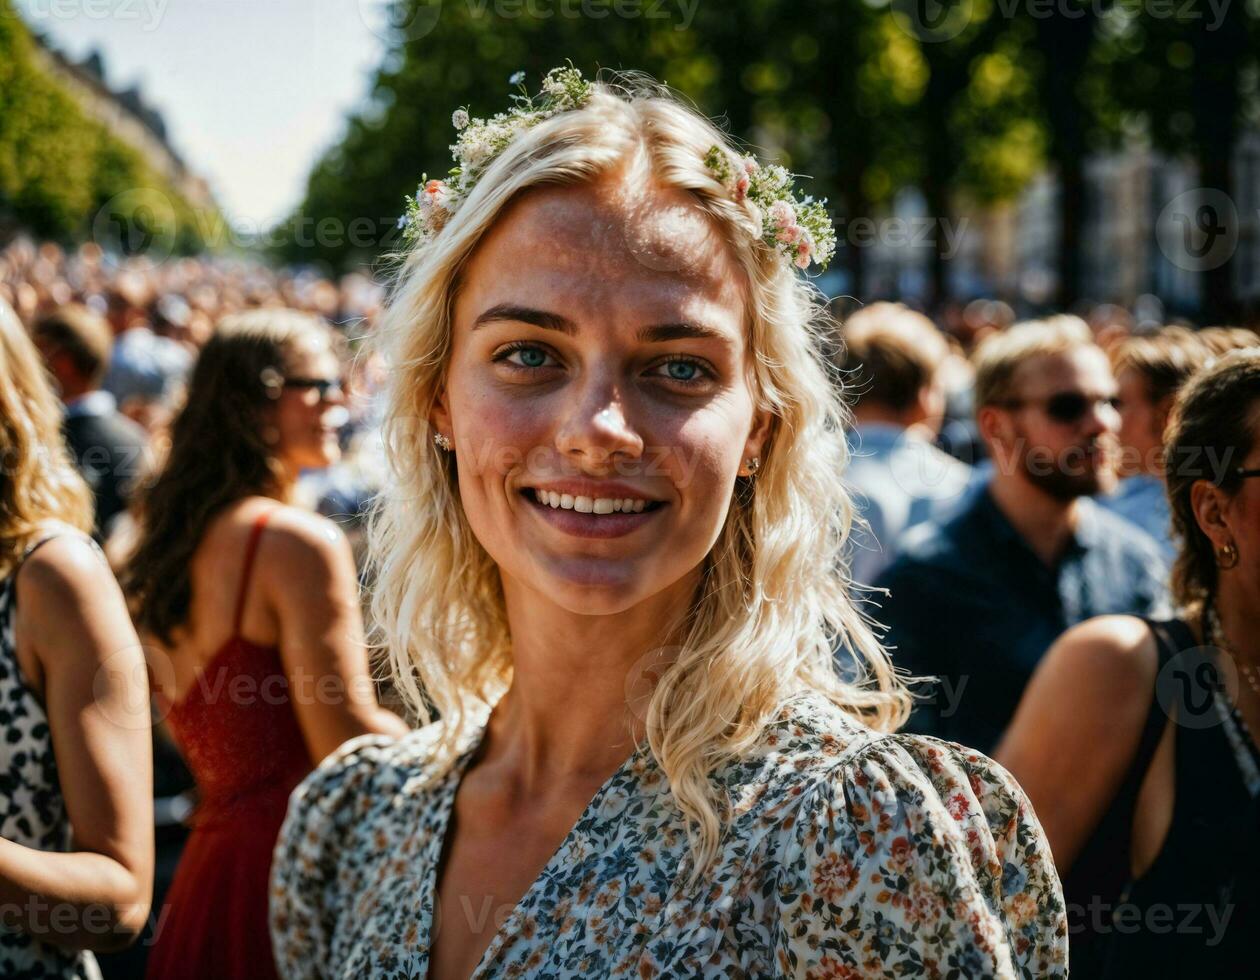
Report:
399,65,592,246
399,64,835,273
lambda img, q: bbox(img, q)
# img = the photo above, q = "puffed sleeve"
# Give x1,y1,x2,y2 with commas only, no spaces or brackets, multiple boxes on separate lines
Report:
772,735,1067,979
268,733,397,979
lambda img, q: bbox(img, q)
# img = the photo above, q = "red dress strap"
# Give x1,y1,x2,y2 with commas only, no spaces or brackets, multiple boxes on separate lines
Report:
231,510,273,635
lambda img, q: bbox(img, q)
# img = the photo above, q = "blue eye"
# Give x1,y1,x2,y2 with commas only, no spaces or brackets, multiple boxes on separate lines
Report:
666,360,698,381
493,343,555,370
653,357,711,386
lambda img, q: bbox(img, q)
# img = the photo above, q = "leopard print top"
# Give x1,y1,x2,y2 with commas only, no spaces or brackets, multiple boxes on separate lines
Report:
0,531,103,980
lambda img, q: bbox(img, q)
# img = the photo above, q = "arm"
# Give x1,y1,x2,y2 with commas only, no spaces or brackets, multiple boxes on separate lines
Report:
994,615,1160,873
265,512,409,763
0,535,153,953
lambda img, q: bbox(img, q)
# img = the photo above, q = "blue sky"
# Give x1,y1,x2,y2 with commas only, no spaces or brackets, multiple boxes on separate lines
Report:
16,0,390,227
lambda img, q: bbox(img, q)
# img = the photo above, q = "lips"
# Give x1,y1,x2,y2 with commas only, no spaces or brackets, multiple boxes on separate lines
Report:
520,487,666,539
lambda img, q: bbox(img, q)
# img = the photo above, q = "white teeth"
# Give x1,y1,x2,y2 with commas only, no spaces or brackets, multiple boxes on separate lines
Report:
530,490,656,515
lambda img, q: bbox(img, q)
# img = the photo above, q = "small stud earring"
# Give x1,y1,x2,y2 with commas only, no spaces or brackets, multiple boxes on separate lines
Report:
433,432,453,452
745,456,760,475
1218,540,1240,569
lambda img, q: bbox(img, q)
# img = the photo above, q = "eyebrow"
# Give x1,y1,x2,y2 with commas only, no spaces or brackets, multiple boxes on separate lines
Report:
472,304,730,344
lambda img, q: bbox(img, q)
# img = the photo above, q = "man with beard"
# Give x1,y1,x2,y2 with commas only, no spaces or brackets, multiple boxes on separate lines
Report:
874,317,1168,753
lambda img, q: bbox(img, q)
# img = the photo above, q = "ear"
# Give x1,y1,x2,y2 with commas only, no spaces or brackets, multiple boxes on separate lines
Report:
1153,394,1176,441
740,406,774,477
429,385,453,446
1190,479,1234,552
976,404,1013,449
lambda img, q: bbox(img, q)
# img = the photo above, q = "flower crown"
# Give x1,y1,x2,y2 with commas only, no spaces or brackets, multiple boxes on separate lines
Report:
397,66,836,271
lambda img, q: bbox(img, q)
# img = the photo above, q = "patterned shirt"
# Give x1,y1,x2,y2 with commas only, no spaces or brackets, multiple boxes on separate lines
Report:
270,691,1067,978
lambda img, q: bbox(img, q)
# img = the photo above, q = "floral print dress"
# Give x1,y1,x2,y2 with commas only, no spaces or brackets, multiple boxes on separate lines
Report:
270,692,1067,978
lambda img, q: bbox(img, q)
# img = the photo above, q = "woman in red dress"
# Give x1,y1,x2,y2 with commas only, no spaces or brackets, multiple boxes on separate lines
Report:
121,310,409,979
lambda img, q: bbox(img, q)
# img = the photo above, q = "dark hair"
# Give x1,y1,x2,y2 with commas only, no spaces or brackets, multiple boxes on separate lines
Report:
839,303,947,412
122,310,334,644
1111,326,1208,406
32,303,113,387
1164,349,1260,609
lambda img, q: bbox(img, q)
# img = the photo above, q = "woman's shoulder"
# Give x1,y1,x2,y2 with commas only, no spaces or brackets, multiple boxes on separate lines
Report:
284,720,454,824
758,692,1068,978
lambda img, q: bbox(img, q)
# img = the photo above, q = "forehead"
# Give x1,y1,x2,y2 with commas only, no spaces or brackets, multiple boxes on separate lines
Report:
286,334,337,371
1012,346,1113,396
455,176,748,335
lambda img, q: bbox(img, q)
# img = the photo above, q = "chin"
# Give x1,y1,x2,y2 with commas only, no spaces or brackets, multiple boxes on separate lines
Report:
531,559,654,611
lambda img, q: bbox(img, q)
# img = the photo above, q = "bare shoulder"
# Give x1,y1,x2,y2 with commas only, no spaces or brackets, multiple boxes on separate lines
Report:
17,530,117,611
1038,614,1160,698
258,505,347,560
249,504,354,600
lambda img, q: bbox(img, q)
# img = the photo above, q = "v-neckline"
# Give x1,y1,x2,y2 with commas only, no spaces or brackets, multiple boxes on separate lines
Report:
418,724,653,980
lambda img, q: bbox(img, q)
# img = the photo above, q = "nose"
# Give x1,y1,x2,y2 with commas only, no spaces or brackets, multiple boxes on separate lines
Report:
554,381,643,466
1085,396,1119,437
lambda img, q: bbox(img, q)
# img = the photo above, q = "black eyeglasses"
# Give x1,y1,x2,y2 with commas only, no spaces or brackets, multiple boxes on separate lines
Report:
282,376,344,399
997,392,1121,424
1237,468,1260,479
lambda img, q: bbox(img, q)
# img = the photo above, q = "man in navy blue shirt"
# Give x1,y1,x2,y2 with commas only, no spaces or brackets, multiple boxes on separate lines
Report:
874,317,1168,753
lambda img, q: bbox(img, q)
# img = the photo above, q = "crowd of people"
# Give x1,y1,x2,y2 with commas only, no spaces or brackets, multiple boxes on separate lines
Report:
0,68,1258,980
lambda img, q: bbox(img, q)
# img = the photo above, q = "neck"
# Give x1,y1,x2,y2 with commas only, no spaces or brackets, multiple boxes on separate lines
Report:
987,473,1079,568
852,405,915,430
484,570,698,788
1214,575,1260,668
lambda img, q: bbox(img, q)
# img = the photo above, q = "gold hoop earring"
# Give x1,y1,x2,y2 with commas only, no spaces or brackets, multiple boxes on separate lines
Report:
1217,540,1240,570
433,432,453,452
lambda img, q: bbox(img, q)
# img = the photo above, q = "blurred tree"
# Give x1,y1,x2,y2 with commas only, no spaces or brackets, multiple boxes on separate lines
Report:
1103,4,1259,321
0,0,208,252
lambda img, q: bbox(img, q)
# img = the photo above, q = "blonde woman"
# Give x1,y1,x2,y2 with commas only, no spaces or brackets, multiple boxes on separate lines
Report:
0,300,153,977
270,69,1067,978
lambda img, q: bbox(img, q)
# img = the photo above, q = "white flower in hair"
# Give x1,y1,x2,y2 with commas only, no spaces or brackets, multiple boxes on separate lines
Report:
397,64,837,272
398,64,593,247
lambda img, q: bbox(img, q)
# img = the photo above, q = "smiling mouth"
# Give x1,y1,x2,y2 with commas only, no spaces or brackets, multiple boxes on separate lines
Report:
521,488,665,515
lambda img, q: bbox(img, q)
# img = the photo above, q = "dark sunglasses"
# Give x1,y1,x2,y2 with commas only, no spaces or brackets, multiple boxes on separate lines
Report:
998,392,1121,424
282,376,344,399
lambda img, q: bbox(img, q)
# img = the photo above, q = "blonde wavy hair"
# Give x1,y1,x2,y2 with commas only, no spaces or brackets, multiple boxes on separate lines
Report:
367,71,910,873
0,299,93,577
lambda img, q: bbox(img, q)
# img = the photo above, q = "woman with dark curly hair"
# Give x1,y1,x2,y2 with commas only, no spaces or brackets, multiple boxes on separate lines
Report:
123,310,407,980
999,349,1260,977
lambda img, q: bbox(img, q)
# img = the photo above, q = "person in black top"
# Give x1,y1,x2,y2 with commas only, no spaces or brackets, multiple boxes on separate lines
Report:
32,304,150,540
997,349,1260,978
